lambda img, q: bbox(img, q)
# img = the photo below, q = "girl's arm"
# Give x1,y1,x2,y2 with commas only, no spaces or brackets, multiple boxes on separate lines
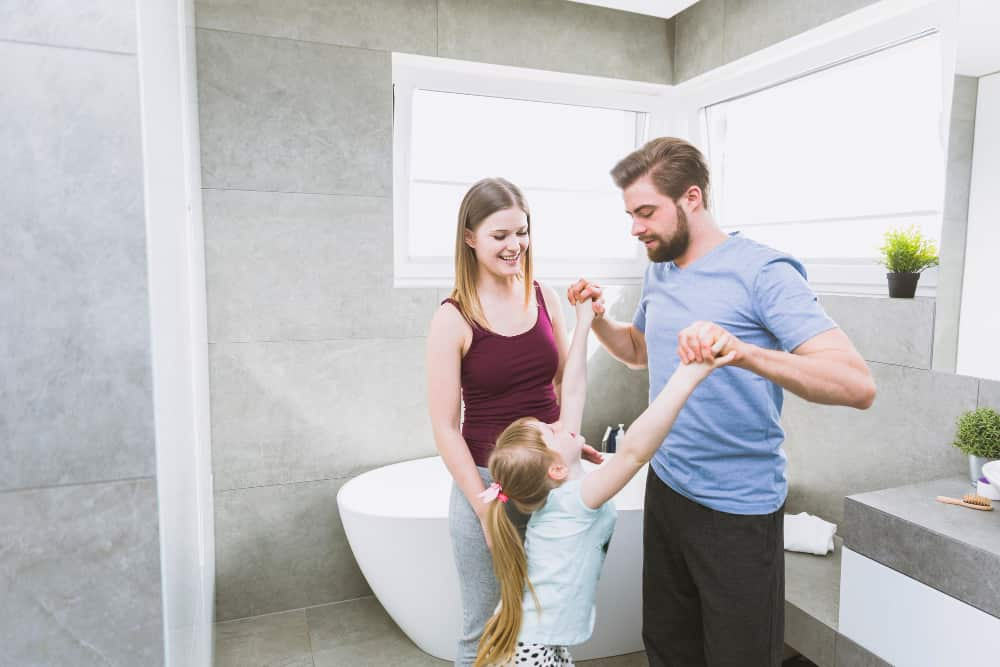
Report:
539,282,571,405
557,298,596,436
580,338,734,509
427,304,493,542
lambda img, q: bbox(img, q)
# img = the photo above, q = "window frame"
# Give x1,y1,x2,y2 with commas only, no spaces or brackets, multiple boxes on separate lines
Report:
671,0,959,296
391,53,673,288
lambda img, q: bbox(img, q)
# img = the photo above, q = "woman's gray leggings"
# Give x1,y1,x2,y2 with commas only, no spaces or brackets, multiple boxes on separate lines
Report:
448,467,529,667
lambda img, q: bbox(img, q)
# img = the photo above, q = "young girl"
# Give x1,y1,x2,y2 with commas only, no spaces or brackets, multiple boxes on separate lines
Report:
473,299,734,667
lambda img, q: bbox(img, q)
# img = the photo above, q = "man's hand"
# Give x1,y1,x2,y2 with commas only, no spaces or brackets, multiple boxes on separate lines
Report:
674,334,737,384
582,443,605,465
567,278,606,319
677,321,751,367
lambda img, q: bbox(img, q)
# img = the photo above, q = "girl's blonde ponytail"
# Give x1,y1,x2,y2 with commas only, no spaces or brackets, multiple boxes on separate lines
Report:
473,418,559,667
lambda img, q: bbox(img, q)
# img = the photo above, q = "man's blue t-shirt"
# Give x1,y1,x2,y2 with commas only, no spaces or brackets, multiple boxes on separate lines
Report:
633,233,836,515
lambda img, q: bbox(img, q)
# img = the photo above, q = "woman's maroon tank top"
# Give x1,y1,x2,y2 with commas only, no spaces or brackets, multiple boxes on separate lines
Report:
443,282,561,467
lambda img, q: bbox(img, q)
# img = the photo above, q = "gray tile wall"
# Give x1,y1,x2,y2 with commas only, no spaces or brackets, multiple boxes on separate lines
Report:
783,295,986,526
673,0,878,82
0,4,163,663
933,76,979,373
195,0,669,621
437,0,673,82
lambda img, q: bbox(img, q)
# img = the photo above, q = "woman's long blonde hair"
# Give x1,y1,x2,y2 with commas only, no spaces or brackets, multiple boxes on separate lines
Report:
474,418,558,667
452,178,534,330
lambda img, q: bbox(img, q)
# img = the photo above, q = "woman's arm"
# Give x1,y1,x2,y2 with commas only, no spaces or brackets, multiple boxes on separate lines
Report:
426,305,492,532
580,340,734,509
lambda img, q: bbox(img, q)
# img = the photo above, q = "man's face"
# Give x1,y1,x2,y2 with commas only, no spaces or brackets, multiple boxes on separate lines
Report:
623,174,690,263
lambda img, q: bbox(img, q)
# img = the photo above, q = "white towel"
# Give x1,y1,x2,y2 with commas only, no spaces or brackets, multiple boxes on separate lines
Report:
783,512,837,555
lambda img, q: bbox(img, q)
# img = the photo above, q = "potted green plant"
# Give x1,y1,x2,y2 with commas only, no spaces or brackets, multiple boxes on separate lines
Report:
952,407,1000,484
878,225,939,298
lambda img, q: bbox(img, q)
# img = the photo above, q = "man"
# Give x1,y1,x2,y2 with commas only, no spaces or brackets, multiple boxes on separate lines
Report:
569,137,875,666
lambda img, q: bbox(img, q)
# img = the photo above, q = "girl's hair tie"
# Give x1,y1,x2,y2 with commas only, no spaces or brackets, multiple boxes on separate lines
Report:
478,482,508,504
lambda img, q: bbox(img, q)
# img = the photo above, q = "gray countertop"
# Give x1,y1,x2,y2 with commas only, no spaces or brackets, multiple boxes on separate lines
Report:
842,476,1000,619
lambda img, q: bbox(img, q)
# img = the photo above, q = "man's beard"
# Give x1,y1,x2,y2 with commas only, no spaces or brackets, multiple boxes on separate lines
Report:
645,205,690,263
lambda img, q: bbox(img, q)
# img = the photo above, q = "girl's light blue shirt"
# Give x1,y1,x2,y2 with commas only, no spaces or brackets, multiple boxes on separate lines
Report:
518,478,617,646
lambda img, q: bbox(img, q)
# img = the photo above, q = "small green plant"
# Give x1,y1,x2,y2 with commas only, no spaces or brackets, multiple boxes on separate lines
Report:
953,407,1000,458
878,225,939,274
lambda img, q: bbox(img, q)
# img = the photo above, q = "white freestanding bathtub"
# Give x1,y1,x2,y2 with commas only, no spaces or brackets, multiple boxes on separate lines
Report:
337,455,646,661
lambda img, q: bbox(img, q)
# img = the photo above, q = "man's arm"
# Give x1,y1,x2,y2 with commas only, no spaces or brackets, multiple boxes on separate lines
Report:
567,279,648,370
746,328,875,409
592,317,648,370
679,324,876,409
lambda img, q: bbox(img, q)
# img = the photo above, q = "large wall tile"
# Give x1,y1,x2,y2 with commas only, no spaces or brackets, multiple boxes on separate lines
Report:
0,41,154,491
0,479,163,666
210,338,433,491
722,0,876,65
195,0,436,55
214,478,370,621
934,76,980,373
782,362,975,525
197,29,391,195
203,189,438,342
951,74,980,122
979,379,1000,411
673,0,725,83
581,348,649,448
438,0,672,83
819,295,934,369
0,0,136,53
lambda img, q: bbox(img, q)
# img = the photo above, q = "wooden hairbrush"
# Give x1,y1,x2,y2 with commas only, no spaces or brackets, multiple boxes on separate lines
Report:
936,494,993,511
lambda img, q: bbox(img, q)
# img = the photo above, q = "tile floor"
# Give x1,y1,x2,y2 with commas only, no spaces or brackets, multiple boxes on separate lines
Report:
214,595,649,667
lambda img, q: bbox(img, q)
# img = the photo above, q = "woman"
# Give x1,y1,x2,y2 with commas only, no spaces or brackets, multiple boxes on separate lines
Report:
426,178,603,666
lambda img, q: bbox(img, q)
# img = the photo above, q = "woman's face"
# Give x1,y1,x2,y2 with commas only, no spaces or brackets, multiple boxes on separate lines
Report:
534,419,584,465
465,207,529,278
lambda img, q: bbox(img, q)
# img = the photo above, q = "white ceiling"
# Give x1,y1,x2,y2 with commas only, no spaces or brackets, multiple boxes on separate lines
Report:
566,0,700,20
957,0,1000,77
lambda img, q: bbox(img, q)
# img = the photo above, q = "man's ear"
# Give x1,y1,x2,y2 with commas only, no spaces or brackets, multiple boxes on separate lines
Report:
464,228,476,248
683,185,704,213
547,462,569,482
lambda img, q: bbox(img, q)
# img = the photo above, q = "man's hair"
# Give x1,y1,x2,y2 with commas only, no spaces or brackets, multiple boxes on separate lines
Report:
610,137,711,208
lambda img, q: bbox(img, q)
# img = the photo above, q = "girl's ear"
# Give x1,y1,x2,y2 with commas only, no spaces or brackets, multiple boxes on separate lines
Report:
464,228,476,248
547,462,568,482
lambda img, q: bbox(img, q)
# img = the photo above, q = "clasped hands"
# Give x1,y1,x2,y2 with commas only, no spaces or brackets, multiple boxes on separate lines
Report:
566,279,750,367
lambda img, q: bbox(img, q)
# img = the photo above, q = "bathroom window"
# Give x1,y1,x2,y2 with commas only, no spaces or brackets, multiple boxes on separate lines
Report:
702,33,945,294
392,54,670,287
